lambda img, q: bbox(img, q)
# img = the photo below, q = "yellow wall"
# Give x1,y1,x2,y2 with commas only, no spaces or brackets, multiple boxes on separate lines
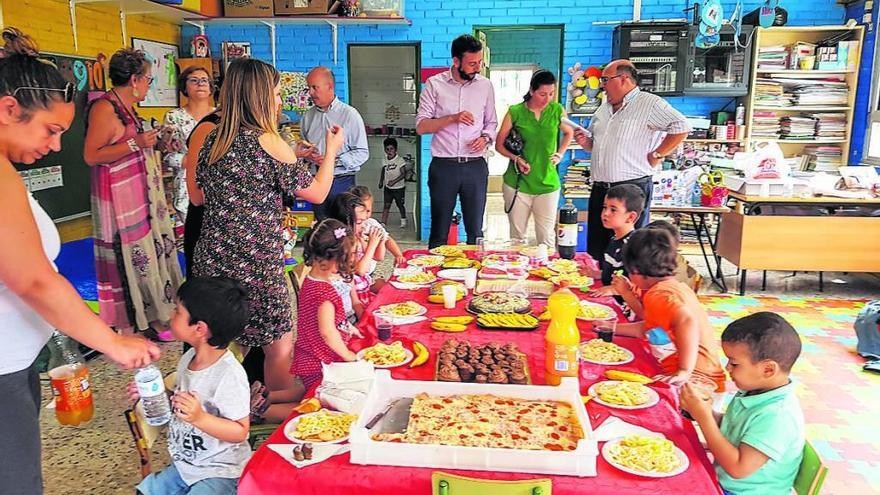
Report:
0,0,181,121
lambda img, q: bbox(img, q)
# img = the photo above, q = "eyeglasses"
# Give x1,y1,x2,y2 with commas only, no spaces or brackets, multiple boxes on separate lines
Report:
599,74,626,85
187,77,211,86
145,75,155,85
12,81,76,103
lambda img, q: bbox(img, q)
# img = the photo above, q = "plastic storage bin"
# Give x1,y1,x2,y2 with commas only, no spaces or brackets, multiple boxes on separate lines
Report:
361,0,403,16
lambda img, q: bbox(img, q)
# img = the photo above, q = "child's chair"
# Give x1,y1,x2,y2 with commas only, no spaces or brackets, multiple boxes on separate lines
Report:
290,263,311,299
124,372,178,478
431,472,551,495
793,441,828,495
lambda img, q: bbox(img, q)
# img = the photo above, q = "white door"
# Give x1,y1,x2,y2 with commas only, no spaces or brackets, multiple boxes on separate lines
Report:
488,66,537,175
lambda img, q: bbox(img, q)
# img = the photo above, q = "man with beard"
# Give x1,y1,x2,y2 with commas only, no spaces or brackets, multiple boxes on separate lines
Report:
417,34,498,248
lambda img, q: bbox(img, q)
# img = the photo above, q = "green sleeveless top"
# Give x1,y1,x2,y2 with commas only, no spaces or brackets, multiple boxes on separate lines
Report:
502,101,563,195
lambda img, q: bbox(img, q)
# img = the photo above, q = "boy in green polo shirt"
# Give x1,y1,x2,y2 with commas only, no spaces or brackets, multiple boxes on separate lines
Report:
681,312,805,495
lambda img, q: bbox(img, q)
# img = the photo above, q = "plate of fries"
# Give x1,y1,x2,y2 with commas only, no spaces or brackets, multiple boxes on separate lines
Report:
588,380,659,410
407,255,446,268
396,271,437,285
429,245,466,258
547,258,580,273
579,339,634,365
577,301,617,321
357,341,413,368
602,435,689,477
284,410,358,444
375,301,428,318
548,272,593,288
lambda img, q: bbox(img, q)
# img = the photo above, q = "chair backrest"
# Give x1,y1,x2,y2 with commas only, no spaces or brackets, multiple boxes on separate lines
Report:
290,263,311,298
431,472,552,495
793,441,828,495
123,372,178,479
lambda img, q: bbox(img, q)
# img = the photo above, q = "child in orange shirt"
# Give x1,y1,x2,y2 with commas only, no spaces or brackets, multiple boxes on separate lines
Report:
615,228,726,391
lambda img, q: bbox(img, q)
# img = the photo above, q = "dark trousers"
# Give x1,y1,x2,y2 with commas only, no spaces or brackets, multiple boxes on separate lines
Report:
428,157,488,248
587,176,654,263
183,202,204,279
0,364,43,495
313,174,357,220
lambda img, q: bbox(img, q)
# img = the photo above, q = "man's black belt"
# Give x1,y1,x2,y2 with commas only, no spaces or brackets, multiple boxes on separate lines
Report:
334,173,356,179
434,156,484,164
592,175,652,189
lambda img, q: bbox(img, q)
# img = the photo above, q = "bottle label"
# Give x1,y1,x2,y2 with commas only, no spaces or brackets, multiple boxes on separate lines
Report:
50,365,92,412
557,224,578,247
548,343,578,376
136,375,166,398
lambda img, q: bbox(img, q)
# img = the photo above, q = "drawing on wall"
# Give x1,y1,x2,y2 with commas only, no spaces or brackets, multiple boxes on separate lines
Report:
280,71,313,113
132,38,179,107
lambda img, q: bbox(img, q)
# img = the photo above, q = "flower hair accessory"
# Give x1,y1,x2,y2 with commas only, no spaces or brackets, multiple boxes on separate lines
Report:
334,227,347,239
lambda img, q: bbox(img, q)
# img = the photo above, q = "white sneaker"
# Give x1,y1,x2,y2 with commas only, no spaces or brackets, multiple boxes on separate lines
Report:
400,218,407,229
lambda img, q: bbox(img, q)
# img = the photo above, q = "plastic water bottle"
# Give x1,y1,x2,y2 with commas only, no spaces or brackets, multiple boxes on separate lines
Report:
135,365,172,426
646,327,677,363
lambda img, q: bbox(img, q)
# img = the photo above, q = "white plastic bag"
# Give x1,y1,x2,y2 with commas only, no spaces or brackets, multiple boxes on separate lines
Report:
746,142,788,179
316,361,375,414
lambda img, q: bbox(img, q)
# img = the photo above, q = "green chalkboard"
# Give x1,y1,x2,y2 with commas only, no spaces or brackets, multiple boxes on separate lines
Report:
13,52,109,221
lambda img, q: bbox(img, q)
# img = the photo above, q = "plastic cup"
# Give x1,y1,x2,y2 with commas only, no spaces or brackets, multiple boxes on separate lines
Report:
463,268,477,290
376,315,393,341
442,285,458,309
594,319,617,343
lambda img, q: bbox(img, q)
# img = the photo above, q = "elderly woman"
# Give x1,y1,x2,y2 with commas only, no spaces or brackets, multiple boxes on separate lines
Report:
83,48,183,338
160,65,215,224
494,69,574,247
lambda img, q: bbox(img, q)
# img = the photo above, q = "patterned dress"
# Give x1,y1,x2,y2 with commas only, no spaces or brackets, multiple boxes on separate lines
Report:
193,128,313,347
291,277,350,389
161,107,202,222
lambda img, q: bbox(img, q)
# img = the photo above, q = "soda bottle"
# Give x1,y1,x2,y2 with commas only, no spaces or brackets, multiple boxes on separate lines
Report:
545,285,580,385
557,199,578,260
47,331,94,426
646,327,677,362
135,365,172,426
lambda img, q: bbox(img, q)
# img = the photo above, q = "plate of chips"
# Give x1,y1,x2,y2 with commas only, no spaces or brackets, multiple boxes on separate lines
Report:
407,255,446,268
375,301,428,318
284,410,358,444
602,435,689,478
548,272,593,287
429,245,466,258
547,258,580,273
357,341,413,368
588,380,659,410
396,271,437,285
577,301,617,321
579,339,634,365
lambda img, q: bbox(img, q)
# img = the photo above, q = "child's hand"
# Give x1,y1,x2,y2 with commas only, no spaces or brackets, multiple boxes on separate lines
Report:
610,273,634,295
126,380,140,403
550,152,563,165
589,286,616,297
367,228,384,247
348,323,364,339
580,266,601,279
395,254,406,266
172,391,205,425
654,369,691,387
680,383,713,422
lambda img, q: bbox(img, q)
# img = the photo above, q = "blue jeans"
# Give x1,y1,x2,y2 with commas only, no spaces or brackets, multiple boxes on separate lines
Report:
136,463,238,495
313,174,357,221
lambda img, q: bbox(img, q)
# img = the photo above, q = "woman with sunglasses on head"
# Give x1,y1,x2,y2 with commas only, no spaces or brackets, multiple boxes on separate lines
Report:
0,27,161,495
160,66,215,225
83,48,183,341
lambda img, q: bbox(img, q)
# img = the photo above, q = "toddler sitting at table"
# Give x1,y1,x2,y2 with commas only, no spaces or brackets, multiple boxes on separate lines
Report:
614,228,726,391
681,312,805,495
350,185,406,266
328,192,386,306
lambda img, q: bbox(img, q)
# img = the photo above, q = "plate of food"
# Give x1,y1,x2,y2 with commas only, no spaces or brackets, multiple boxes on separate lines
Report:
588,380,659,410
578,339,634,365
481,253,529,269
577,301,617,321
429,280,466,298
468,292,532,314
441,257,480,270
375,301,428,318
478,266,528,280
548,272,593,288
602,435,689,478
396,271,437,285
547,258,580,273
519,245,554,258
430,245,466,258
407,255,445,268
529,267,556,280
284,410,358,445
476,312,540,331
357,341,414,368
436,269,468,281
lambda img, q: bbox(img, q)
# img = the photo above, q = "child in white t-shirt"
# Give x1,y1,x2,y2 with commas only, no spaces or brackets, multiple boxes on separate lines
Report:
130,277,251,495
378,137,408,228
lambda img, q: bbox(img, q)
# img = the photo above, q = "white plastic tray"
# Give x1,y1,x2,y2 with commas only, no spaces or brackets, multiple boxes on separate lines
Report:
349,370,598,477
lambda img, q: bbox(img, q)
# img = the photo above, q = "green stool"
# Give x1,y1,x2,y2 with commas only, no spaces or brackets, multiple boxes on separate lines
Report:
432,471,551,495
793,441,828,495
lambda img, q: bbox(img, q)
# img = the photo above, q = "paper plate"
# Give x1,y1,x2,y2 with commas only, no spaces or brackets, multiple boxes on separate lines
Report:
375,302,428,319
356,347,414,369
588,381,660,410
437,269,468,281
579,344,634,365
283,411,353,445
602,438,690,478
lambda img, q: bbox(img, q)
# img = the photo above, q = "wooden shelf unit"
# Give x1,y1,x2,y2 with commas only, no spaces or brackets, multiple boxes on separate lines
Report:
744,25,864,161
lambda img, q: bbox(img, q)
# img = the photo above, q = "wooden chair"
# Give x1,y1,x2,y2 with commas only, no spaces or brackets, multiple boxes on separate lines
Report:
124,372,178,478
431,472,552,495
793,441,828,495
290,263,311,299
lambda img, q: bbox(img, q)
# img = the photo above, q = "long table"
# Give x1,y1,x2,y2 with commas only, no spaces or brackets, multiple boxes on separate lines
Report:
239,251,722,495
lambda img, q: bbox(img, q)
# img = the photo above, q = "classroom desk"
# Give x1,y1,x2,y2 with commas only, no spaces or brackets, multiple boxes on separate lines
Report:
717,192,880,295
652,204,731,292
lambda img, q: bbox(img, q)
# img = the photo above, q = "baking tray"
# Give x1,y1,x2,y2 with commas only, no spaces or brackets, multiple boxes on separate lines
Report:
475,314,540,331
434,350,533,384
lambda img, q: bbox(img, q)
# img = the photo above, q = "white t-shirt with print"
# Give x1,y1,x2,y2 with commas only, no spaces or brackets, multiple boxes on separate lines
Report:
382,155,407,190
168,348,252,485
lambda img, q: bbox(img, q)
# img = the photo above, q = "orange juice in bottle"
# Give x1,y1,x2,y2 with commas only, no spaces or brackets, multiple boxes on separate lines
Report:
48,331,94,426
545,284,580,385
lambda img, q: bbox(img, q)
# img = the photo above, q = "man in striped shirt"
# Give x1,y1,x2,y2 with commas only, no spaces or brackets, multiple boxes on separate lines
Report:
574,59,690,263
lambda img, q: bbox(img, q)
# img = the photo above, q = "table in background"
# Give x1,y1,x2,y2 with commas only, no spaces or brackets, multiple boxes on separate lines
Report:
652,204,731,292
239,250,722,495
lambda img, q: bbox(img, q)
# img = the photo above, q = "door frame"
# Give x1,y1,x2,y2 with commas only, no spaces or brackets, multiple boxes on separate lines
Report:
347,42,423,231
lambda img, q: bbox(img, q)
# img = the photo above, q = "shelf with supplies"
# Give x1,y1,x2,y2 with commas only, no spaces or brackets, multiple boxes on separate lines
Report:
751,105,851,112
685,139,745,143
755,69,856,75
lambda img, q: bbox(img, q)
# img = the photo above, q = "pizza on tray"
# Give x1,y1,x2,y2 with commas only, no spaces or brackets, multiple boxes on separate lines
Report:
468,292,532,314
371,393,583,451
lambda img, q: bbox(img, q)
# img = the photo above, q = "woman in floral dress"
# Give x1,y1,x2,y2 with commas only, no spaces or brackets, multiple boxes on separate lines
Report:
84,48,182,336
193,58,340,391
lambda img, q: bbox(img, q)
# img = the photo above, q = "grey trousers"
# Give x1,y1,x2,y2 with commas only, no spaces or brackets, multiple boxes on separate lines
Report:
0,363,43,495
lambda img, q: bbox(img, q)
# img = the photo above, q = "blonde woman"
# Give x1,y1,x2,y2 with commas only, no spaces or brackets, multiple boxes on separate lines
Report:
192,58,340,391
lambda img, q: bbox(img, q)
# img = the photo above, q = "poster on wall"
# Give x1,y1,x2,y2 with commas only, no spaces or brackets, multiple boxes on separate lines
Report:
280,71,313,113
222,42,252,69
132,38,180,107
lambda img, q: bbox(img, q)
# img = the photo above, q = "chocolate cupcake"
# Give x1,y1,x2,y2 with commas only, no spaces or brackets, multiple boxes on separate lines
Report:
438,365,461,382
488,368,509,384
458,364,475,382
509,369,528,384
475,374,488,383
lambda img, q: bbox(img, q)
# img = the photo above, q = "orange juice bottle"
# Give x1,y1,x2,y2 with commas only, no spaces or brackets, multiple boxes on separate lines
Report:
545,284,580,385
47,331,94,426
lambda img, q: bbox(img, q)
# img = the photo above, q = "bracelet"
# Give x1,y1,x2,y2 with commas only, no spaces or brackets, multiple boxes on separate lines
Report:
127,138,140,152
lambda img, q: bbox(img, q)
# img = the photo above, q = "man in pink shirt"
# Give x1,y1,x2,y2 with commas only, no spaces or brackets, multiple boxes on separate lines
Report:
417,34,498,248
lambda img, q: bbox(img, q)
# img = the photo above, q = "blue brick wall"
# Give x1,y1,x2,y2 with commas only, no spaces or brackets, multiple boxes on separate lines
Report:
183,0,846,241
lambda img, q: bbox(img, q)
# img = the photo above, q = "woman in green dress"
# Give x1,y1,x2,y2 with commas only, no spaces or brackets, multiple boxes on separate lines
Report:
495,70,574,247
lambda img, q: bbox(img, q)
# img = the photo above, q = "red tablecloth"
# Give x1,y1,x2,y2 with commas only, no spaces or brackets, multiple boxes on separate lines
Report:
239,250,722,495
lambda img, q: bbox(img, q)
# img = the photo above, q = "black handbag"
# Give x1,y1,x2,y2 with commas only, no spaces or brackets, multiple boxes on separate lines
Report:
503,117,526,214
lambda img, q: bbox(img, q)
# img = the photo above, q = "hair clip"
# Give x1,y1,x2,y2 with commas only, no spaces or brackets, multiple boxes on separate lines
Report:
310,220,318,229
334,227,347,239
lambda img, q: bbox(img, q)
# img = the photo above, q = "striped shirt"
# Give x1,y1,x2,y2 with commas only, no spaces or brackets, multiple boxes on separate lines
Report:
588,88,690,182
301,97,369,176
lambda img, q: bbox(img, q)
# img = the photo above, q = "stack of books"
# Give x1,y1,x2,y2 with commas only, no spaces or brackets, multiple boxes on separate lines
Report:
751,111,782,140
563,162,590,198
754,79,790,107
757,45,789,70
802,145,843,172
787,79,848,106
813,113,847,139
779,116,817,140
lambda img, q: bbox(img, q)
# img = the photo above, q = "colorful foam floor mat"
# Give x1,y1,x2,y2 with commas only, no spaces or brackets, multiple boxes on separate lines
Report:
699,295,880,494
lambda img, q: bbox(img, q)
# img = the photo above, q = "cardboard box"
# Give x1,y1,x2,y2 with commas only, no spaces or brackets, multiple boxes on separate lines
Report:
577,211,588,223
223,0,274,17
291,199,312,211
273,0,330,15
291,211,315,228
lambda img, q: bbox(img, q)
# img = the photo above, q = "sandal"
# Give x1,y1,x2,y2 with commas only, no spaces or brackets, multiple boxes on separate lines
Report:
250,381,270,423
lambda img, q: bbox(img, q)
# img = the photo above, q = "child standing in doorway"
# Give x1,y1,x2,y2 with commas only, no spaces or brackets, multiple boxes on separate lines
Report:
379,137,407,229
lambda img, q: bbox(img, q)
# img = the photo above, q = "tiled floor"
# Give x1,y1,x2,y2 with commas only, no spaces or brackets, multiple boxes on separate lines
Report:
39,196,879,494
